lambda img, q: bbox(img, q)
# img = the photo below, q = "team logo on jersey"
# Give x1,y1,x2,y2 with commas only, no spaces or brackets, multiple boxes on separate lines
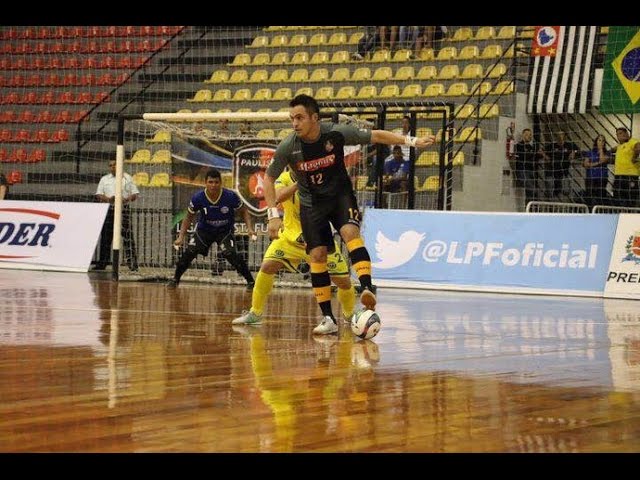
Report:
220,206,229,214
233,143,276,214
325,140,334,153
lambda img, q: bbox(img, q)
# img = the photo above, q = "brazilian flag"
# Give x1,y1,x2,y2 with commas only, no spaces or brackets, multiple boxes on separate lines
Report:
601,27,640,113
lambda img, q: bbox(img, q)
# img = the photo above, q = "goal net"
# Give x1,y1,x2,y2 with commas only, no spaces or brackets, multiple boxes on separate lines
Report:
119,111,373,285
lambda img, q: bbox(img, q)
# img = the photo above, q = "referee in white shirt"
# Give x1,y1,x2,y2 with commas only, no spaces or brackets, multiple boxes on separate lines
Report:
94,160,140,271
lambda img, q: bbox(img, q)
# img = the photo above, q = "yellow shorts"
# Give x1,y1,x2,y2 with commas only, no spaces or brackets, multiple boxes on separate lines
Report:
264,237,349,276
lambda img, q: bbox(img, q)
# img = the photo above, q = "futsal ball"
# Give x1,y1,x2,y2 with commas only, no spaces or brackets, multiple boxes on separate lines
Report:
351,309,381,340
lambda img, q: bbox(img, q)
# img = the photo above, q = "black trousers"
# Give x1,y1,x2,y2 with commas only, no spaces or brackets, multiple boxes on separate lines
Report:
97,206,138,268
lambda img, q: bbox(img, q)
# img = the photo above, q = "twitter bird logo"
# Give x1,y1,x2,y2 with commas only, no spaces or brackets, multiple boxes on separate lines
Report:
372,230,425,269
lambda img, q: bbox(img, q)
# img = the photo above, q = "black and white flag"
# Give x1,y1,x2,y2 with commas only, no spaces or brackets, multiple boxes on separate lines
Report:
527,26,598,114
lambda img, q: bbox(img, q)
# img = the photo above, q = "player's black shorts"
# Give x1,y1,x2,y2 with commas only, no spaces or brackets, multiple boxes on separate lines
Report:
300,191,361,253
191,228,235,256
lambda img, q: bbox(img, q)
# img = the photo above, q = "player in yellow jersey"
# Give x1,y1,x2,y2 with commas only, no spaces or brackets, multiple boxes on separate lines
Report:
232,169,356,335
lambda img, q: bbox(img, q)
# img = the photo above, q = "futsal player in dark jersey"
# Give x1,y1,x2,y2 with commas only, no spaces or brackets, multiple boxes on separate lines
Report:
264,94,435,334
168,168,256,289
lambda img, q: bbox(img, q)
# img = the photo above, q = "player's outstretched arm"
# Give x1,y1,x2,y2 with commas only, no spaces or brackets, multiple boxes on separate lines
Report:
371,129,436,148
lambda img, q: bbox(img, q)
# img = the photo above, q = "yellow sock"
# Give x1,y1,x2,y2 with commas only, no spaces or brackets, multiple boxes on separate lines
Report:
251,271,274,316
337,285,356,319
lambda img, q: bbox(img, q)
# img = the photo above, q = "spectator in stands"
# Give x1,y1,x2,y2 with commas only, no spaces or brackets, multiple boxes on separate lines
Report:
218,119,230,136
611,127,640,207
541,130,579,201
94,160,139,271
514,128,543,207
415,26,448,53
383,145,410,192
0,170,8,200
352,26,379,60
238,121,254,136
583,134,612,208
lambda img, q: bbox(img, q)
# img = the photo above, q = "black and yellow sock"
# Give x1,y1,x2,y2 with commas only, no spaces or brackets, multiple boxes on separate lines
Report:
346,238,373,291
310,262,334,319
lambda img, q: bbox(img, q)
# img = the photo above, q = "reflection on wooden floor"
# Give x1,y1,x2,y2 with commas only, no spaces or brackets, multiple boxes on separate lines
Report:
1,269,640,452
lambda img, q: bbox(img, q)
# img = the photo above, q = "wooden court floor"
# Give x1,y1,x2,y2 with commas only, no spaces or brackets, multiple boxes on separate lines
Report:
1,269,640,452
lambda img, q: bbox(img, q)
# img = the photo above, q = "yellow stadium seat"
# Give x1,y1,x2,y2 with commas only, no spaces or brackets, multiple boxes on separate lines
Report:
400,84,422,98
278,128,293,139
391,49,412,62
212,89,231,102
270,35,288,47
252,53,271,65
394,66,415,81
257,108,272,113
289,52,309,65
327,32,347,45
289,34,307,47
487,63,507,79
335,86,356,99
423,83,445,97
149,173,172,188
204,69,229,84
228,69,249,84
372,66,393,81
330,50,350,63
252,88,272,101
452,27,473,42
454,104,475,119
289,68,309,82
445,82,470,96
492,80,514,95
309,51,329,64
480,44,503,60
416,152,439,167
351,67,372,82
371,50,391,62
309,68,329,82
330,67,351,82
267,69,289,83
308,33,327,46
248,69,269,83
231,89,252,101
187,89,212,102
356,85,377,99
457,45,479,60
497,26,515,39
456,127,481,143
250,36,269,48
129,149,151,163
416,127,433,138
315,86,334,100
417,48,435,61
355,176,369,190
132,172,149,187
348,32,364,44
453,152,465,166
151,149,171,163
437,64,459,80
294,87,313,97
230,53,251,66
436,127,456,142
146,130,171,143
424,176,440,191
471,81,492,96
479,103,499,118
416,65,438,80
436,47,457,61
273,87,292,101
256,129,275,139
475,26,496,40
460,64,483,79
270,52,290,65
379,84,400,99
